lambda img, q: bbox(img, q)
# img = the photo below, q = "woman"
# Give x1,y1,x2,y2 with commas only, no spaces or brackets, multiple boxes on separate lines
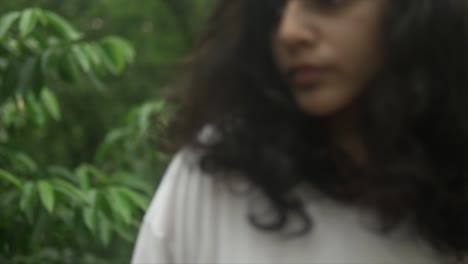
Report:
132,0,468,263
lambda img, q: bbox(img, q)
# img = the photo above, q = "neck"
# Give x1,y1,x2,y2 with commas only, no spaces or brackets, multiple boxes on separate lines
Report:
330,105,367,167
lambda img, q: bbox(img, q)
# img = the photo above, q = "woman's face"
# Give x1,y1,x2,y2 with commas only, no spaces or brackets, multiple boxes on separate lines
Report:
272,0,388,117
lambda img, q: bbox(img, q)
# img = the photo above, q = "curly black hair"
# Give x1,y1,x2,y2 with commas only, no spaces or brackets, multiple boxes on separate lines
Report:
165,0,468,260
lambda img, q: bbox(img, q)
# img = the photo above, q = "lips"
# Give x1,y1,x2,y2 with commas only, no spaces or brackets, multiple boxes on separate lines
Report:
287,65,326,87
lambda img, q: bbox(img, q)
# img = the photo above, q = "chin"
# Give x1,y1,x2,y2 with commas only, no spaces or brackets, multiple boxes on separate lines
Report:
293,87,357,119
295,97,349,119
299,106,342,119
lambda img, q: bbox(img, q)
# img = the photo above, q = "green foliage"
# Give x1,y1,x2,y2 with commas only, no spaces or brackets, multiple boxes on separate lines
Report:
0,8,134,100
0,7,166,264
0,0,213,263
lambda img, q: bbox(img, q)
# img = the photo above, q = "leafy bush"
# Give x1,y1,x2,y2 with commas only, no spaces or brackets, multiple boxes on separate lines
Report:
0,8,167,264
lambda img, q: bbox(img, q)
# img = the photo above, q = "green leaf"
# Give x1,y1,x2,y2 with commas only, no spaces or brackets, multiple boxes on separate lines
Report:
97,211,112,246
35,8,48,26
0,168,23,188
20,182,36,211
45,11,82,41
80,191,100,232
148,100,166,112
19,8,38,38
80,164,107,182
90,44,117,75
137,104,153,136
13,152,38,172
104,36,134,59
47,165,75,182
58,53,80,83
117,187,150,211
25,93,46,127
40,48,55,76
40,88,61,120
38,180,54,213
112,220,135,242
17,56,43,95
0,12,20,40
83,207,97,233
84,67,105,90
87,189,98,207
76,167,90,190
100,37,135,73
112,171,153,194
51,177,87,203
81,43,101,67
0,146,38,172
95,127,131,161
135,101,166,136
71,45,91,72
106,187,133,224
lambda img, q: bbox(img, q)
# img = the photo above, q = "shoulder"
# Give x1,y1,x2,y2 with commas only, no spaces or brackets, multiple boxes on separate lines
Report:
131,148,211,263
142,148,216,233
133,147,248,263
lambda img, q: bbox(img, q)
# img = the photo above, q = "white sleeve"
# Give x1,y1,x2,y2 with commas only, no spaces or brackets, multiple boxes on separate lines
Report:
131,150,201,264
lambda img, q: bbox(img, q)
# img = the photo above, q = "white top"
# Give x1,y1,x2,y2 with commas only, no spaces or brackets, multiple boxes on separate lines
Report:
131,149,447,264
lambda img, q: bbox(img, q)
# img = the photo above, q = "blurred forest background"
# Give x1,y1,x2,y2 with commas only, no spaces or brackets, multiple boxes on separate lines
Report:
0,0,212,263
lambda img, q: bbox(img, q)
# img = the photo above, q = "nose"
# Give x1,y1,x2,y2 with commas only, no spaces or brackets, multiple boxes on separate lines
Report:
275,2,319,51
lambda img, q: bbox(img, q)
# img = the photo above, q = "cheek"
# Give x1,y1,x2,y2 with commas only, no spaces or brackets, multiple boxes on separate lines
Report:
292,47,382,118
334,19,384,85
339,40,382,104
326,26,383,104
